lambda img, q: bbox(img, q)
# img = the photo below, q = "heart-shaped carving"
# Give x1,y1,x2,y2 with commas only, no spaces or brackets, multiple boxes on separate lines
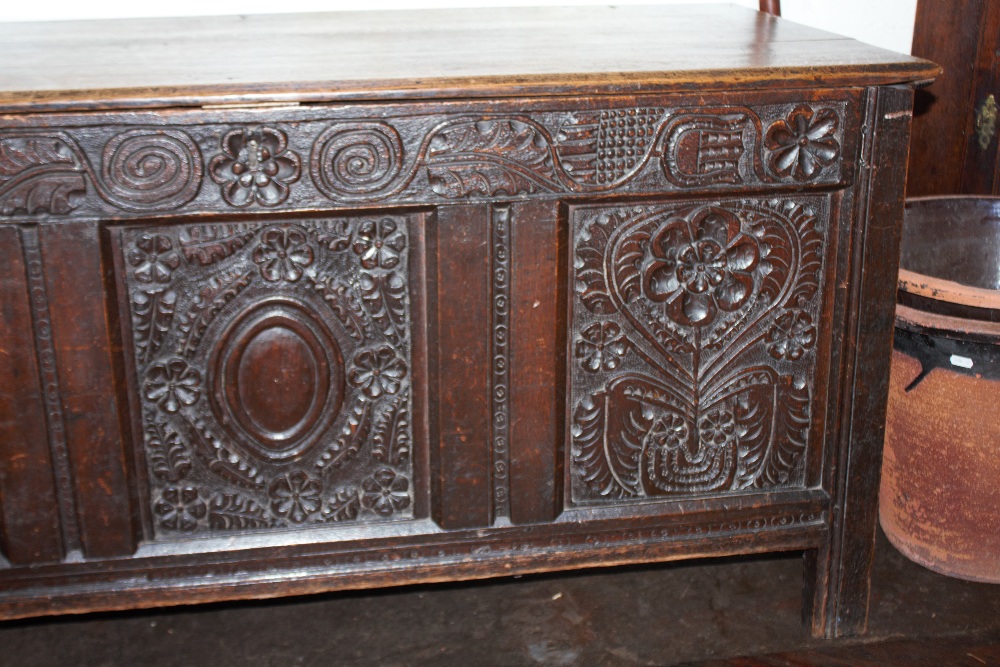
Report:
571,198,826,501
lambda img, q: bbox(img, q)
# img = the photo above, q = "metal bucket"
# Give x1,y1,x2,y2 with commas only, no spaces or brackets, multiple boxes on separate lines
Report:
880,196,1000,583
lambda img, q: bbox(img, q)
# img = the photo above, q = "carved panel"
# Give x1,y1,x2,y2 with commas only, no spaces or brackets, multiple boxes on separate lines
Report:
568,196,831,504
491,206,512,522
0,97,850,220
116,214,417,536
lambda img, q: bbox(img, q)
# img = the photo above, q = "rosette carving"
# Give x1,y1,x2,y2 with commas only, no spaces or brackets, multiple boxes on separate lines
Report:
210,126,301,207
310,122,403,200
100,129,203,210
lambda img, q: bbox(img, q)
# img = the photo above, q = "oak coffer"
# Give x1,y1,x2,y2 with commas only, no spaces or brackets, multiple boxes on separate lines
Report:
0,5,937,637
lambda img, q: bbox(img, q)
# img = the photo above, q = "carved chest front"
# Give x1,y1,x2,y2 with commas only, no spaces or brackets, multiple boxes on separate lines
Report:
0,5,937,638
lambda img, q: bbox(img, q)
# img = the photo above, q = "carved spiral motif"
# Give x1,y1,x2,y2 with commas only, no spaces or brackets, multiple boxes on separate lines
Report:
310,122,403,200
101,129,202,210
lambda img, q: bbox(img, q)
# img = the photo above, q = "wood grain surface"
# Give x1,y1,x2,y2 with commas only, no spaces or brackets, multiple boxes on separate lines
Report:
0,5,938,112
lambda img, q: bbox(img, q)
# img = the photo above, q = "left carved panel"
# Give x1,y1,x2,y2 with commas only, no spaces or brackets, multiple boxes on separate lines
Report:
113,214,419,537
0,130,202,216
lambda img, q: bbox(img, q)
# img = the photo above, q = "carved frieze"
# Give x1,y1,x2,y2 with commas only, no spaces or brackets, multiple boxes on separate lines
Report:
117,215,416,536
0,99,849,219
568,196,830,504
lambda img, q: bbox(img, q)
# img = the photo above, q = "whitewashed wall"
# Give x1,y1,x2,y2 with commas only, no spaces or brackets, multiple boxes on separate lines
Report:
0,0,917,55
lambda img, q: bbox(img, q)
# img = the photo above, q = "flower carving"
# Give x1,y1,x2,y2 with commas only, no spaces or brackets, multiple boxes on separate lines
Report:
362,468,410,516
253,226,314,282
575,321,627,372
645,413,690,454
268,470,322,524
349,346,407,398
353,217,406,270
209,126,301,207
699,408,736,450
767,310,817,361
145,358,201,413
127,234,181,284
642,207,759,326
765,106,840,181
155,486,206,531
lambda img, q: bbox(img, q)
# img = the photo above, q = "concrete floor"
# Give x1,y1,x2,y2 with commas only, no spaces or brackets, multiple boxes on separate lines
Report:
1,529,998,666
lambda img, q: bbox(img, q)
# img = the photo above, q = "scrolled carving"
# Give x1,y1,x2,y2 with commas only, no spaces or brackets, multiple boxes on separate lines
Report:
99,129,202,210
569,197,830,503
0,135,86,215
310,121,403,200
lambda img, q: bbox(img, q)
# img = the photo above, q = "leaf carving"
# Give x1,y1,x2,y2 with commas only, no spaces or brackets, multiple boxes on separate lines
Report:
615,407,648,495
0,172,87,216
575,212,628,314
752,208,795,304
788,205,824,307
613,225,649,303
373,391,410,465
145,419,191,483
179,223,261,266
426,119,558,197
323,488,361,522
0,136,88,215
177,269,253,357
312,218,353,251
307,274,368,342
208,493,271,530
315,400,372,474
359,270,407,344
760,380,810,487
733,382,775,488
572,393,639,499
133,289,176,365
732,376,810,488
427,164,550,198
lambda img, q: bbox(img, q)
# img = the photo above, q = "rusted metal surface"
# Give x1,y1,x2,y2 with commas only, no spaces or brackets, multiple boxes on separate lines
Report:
880,196,1000,583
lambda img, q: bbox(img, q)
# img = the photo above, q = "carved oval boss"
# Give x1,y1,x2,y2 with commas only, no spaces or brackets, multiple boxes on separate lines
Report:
210,298,344,461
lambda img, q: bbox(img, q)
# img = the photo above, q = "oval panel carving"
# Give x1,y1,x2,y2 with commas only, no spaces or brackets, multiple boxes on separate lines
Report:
211,299,344,461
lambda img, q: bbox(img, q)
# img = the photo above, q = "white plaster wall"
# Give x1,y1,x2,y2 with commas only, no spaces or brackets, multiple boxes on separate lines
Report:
0,0,917,55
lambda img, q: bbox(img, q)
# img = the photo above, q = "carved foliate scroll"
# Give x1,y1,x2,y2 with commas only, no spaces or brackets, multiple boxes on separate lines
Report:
0,101,847,219
117,215,417,536
569,197,830,504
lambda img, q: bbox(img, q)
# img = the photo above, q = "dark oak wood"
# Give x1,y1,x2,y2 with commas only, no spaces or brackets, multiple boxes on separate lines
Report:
0,227,63,564
806,86,916,638
432,205,492,529
908,0,1000,196
0,4,935,640
509,200,564,525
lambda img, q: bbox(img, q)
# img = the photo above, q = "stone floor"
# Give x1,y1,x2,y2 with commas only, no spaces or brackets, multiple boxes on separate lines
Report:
2,529,998,666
